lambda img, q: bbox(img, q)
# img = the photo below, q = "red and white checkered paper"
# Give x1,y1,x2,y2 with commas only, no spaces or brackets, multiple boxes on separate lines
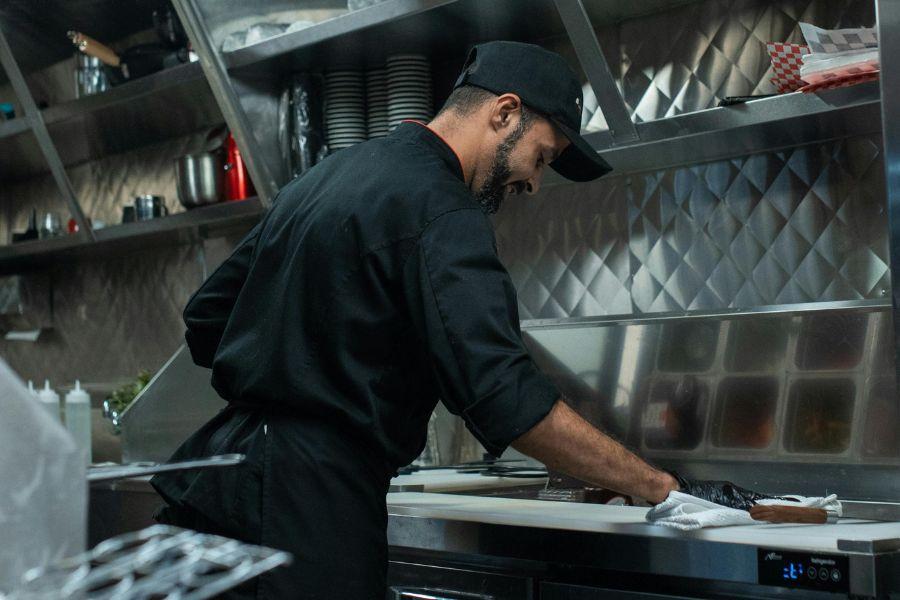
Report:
767,42,810,93
800,58,879,85
799,70,880,93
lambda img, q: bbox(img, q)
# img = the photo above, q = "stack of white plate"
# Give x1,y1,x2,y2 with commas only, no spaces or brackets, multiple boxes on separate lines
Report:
366,69,389,139
386,54,433,131
324,70,367,152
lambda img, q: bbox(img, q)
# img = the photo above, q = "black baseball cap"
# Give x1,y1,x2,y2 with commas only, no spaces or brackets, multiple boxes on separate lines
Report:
453,41,611,182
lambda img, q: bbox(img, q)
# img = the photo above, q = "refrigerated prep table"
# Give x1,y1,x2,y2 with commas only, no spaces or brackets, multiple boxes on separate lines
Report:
387,492,900,599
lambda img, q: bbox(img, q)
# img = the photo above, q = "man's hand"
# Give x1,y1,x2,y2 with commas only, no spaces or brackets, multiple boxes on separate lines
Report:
512,400,679,504
671,473,779,511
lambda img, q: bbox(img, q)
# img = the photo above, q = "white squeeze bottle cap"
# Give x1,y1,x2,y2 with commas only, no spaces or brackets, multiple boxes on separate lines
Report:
38,379,61,421
27,380,37,397
66,380,89,404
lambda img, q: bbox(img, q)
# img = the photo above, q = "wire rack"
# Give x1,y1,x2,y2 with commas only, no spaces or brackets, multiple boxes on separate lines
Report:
8,525,291,599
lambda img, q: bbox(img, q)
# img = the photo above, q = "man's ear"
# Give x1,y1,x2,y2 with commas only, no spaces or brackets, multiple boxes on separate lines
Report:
491,93,523,132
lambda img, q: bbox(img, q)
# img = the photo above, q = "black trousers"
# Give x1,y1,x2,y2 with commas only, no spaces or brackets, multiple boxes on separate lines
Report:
152,407,392,600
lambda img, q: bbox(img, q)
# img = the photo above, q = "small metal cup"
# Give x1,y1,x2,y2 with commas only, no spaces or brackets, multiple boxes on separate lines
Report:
134,195,168,221
75,54,109,98
39,212,62,239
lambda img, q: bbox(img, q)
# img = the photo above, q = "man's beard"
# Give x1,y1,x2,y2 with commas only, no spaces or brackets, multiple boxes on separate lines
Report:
474,120,530,215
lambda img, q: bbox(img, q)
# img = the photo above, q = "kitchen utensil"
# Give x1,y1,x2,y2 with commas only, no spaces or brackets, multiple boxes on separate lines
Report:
87,453,245,482
718,95,777,106
67,31,120,67
11,208,39,243
472,465,549,478
286,74,325,177
224,133,254,200
39,212,62,239
840,500,900,521
74,54,109,98
134,195,168,221
396,458,525,475
175,150,225,208
750,504,838,524
68,30,188,85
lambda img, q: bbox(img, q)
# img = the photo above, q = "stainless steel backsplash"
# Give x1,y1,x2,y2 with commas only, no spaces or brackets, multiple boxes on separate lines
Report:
497,0,893,498
496,0,882,321
496,134,889,318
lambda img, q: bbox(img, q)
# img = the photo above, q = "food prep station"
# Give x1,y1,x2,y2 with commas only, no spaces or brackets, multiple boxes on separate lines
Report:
4,0,900,597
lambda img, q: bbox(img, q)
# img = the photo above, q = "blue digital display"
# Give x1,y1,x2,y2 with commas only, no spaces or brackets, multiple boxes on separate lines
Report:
758,549,848,592
782,563,804,580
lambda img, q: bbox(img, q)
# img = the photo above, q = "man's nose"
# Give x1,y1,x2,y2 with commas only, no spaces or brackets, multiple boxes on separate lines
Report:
525,173,542,195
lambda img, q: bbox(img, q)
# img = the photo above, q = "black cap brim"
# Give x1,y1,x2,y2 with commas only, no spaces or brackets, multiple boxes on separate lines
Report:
549,119,612,182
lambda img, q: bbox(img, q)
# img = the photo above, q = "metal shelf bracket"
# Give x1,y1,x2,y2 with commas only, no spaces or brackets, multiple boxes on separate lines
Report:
171,0,280,209
877,0,900,397
552,0,639,144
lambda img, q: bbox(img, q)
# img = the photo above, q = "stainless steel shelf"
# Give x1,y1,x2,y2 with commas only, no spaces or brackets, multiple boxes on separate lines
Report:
223,0,705,73
0,62,223,181
225,0,563,73
223,0,879,177
0,198,262,275
590,81,883,174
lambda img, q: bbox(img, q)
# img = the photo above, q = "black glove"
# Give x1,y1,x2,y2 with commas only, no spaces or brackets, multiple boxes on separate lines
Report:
671,472,782,511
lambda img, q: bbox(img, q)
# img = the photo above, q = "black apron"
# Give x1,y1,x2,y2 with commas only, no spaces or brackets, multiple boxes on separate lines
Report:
152,405,392,600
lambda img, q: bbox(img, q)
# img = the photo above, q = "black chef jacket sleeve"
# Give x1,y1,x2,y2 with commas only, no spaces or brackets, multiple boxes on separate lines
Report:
403,208,560,456
183,222,261,368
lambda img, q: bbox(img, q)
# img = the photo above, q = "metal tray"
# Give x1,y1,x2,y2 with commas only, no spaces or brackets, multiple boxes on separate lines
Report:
784,378,856,454
711,376,779,450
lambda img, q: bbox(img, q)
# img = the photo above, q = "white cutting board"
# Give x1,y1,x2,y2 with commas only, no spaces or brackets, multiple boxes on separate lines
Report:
389,468,546,492
387,492,900,553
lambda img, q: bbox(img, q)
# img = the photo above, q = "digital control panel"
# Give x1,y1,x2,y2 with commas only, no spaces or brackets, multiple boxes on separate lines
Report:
758,549,849,593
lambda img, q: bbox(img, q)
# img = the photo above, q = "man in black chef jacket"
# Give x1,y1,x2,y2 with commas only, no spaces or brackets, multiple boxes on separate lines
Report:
152,41,770,599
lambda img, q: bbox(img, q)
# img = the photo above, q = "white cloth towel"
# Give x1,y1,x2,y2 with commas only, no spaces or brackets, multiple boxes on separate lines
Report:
646,491,842,531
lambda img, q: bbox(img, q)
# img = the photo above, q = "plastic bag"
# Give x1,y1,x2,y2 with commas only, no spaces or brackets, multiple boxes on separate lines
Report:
0,359,85,594
672,472,781,511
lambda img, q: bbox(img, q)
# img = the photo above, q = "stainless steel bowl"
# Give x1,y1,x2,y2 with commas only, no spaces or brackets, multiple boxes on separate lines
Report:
175,151,225,209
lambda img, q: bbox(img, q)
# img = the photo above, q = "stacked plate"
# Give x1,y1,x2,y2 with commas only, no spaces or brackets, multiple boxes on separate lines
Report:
366,69,389,139
386,54,434,131
324,70,367,152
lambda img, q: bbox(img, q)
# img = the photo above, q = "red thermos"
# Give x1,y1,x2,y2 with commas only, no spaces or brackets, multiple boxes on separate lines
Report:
224,133,255,201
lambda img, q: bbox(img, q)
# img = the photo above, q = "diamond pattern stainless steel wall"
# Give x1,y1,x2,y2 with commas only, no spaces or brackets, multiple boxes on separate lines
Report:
0,244,205,384
495,135,889,319
598,0,875,123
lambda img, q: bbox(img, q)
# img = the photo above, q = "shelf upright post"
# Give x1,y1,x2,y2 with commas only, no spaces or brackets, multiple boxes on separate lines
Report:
170,0,280,208
552,0,638,144
0,26,95,241
877,0,900,392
